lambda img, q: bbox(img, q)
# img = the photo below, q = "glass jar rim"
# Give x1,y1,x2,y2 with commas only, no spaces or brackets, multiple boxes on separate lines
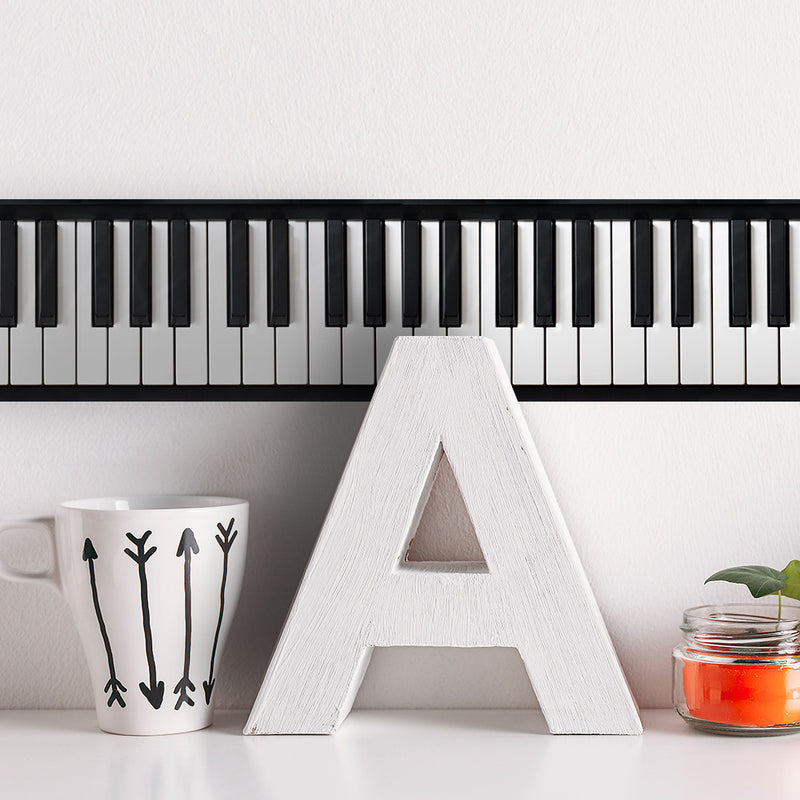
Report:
679,603,800,660
683,603,800,630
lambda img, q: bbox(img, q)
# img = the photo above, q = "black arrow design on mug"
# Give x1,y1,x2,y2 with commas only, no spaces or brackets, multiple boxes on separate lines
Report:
83,538,127,708
124,530,164,709
203,517,238,704
174,528,199,710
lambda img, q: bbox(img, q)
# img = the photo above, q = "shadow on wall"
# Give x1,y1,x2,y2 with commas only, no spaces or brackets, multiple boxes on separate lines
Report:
213,402,368,710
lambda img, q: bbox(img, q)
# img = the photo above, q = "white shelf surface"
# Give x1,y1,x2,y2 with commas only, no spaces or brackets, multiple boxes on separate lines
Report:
2,709,800,799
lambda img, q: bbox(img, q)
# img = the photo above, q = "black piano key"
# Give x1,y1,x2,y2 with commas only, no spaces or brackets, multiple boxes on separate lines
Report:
534,219,555,327
169,220,190,327
364,219,386,327
671,219,693,327
402,220,421,327
35,220,57,328
631,219,653,327
130,219,152,327
729,219,751,327
268,219,289,327
496,219,517,327
0,221,16,327
325,220,347,327
440,220,461,327
227,219,249,327
768,219,789,327
92,219,113,327
572,219,594,327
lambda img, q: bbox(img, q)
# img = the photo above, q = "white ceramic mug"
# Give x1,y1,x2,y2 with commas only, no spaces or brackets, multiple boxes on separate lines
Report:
0,495,248,735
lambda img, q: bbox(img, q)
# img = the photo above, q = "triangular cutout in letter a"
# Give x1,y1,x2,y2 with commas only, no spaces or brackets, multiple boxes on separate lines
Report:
246,337,641,735
402,445,487,570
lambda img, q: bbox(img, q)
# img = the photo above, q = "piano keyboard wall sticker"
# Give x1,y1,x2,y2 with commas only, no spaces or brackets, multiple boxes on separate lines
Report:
174,528,199,710
204,518,238,704
82,538,127,708
124,530,164,709
3,200,800,399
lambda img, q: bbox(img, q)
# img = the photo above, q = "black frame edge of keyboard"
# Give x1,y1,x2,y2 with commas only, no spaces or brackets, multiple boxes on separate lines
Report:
6,199,800,403
3,385,800,402
6,199,800,220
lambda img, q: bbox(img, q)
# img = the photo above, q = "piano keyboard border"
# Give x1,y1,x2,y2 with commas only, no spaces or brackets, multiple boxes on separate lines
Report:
4,199,800,402
1,385,800,401
4,199,800,220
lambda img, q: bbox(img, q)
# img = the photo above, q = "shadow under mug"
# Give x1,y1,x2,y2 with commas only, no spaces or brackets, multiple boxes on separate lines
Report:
0,495,248,735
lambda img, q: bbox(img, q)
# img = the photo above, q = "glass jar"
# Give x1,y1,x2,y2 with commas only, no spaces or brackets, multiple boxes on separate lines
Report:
673,603,800,735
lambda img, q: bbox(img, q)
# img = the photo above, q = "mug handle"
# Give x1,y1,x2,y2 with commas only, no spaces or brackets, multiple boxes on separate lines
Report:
0,516,60,592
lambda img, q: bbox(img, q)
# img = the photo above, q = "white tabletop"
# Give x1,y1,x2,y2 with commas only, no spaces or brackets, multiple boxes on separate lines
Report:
2,709,798,799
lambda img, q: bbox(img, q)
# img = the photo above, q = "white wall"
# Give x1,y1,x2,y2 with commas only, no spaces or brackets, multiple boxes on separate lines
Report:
1,0,798,711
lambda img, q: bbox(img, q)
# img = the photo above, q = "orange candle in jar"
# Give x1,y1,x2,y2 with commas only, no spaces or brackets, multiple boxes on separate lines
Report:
682,656,800,728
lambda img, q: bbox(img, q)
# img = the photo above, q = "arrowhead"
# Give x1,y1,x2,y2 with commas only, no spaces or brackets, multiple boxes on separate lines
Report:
139,681,165,709
82,538,97,561
176,527,199,558
203,679,215,704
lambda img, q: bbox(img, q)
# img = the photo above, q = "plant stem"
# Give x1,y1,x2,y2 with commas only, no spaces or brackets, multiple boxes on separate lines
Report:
779,591,782,621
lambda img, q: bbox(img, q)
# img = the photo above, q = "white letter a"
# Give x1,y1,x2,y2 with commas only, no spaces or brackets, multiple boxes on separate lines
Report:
246,338,641,735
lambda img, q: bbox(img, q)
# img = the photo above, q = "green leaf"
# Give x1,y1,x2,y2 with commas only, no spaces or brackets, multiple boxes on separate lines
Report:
777,560,800,602
704,565,787,597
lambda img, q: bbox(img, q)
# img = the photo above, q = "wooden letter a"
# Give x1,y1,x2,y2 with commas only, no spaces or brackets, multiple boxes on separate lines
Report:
246,337,641,735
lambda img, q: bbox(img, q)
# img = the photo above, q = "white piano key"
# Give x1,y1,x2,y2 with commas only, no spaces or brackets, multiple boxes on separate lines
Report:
308,220,341,384
646,220,678,385
44,221,75,385
76,221,106,385
747,220,778,384
680,221,712,384
342,220,374,384
175,221,208,385
141,221,174,385
417,220,446,338
460,221,480,337
276,220,308,385
10,221,42,385
512,220,543,384
108,221,140,385
479,221,511,375
612,220,644,384
545,220,577,385
242,220,275,385
579,221,612,384
782,221,800,384
376,220,402,378
208,220,241,385
711,220,744,384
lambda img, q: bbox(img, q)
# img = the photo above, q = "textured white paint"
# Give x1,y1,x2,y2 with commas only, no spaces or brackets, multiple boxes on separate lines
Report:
0,0,797,712
246,338,640,734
